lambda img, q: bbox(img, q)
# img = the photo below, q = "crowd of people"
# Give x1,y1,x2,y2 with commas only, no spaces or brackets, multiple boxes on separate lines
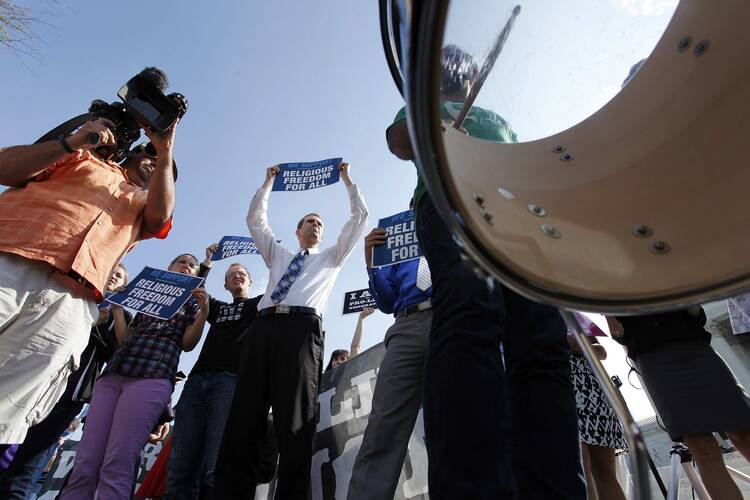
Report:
1,49,749,500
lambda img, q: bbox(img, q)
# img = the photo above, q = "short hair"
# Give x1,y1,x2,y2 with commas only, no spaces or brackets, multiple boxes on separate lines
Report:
325,349,349,371
169,253,199,267
115,263,129,285
138,67,169,92
297,213,323,230
440,45,478,97
224,263,250,280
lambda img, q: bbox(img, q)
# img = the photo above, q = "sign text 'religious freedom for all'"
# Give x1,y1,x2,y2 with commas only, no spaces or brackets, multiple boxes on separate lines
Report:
372,209,423,267
272,157,342,192
342,288,378,315
105,267,204,320
211,235,262,261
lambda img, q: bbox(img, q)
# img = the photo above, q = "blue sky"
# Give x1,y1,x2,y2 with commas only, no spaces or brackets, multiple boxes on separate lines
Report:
1,0,416,403
0,0,680,417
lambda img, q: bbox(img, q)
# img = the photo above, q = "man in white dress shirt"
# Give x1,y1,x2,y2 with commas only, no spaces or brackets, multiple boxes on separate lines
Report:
215,162,368,500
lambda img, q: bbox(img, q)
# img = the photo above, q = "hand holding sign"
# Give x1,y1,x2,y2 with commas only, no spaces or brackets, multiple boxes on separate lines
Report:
105,267,205,320
271,157,343,192
192,287,209,317
364,228,387,268
205,243,219,263
372,210,423,267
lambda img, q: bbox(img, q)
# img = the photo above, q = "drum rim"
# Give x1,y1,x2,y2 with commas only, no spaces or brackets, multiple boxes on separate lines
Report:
405,0,750,314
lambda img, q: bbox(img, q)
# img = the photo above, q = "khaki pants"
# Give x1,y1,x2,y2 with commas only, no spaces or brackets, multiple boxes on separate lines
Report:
0,253,96,444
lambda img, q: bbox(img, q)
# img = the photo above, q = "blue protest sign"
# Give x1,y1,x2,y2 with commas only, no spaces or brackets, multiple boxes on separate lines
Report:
105,267,204,320
272,157,342,192
372,209,423,267
211,236,261,261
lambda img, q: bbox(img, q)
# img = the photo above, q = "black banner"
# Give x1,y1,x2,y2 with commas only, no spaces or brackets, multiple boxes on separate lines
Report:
311,343,428,499
342,288,378,315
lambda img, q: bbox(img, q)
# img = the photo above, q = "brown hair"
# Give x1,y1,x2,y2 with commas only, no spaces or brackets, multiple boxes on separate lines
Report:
169,253,199,267
115,263,129,285
297,213,323,230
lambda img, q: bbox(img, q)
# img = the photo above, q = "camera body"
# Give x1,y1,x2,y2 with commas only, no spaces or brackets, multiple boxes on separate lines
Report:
87,74,188,162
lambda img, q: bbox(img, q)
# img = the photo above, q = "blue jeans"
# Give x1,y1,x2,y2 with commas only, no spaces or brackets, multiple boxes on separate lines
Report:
164,371,237,500
0,391,82,500
417,194,586,499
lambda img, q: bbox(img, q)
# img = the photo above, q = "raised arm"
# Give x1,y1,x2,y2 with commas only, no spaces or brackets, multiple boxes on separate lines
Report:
350,307,375,358
198,243,218,279
246,166,283,268
0,119,117,187
111,305,131,345
141,123,178,235
332,163,369,265
182,288,210,352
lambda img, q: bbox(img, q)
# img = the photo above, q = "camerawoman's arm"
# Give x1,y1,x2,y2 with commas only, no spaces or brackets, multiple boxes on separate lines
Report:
0,119,117,187
142,123,177,235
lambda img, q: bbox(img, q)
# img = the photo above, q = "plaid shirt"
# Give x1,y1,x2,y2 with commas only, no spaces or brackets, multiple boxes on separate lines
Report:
104,297,200,381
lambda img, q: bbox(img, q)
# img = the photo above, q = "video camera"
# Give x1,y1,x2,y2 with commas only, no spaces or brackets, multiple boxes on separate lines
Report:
37,68,188,163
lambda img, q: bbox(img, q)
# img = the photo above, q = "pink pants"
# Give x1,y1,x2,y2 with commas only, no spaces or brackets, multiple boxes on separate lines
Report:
60,373,172,500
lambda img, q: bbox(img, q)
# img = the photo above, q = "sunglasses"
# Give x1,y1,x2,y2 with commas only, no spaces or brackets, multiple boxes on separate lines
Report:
131,142,158,158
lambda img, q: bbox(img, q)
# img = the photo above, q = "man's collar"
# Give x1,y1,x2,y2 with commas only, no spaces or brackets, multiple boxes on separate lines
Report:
299,246,320,255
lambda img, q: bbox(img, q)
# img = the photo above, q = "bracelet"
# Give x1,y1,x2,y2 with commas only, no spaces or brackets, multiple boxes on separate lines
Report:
58,135,75,154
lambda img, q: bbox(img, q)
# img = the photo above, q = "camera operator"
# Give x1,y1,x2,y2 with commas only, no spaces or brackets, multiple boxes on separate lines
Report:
0,67,179,446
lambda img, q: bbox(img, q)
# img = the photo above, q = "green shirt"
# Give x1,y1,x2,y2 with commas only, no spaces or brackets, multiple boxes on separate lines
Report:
390,102,518,214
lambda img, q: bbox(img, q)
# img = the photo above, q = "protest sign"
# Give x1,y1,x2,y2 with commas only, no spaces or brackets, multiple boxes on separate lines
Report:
372,209,422,267
211,235,262,261
343,288,378,315
105,267,204,320
272,157,342,192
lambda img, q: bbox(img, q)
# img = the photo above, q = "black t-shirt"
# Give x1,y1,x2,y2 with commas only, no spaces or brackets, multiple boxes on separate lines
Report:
613,309,710,359
189,294,263,375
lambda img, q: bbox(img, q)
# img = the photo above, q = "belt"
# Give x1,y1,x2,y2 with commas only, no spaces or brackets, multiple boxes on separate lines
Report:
51,267,100,301
395,299,432,318
258,305,320,318
62,269,96,291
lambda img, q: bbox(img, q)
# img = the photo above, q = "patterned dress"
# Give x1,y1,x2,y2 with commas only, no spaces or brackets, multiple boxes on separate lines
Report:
568,313,628,453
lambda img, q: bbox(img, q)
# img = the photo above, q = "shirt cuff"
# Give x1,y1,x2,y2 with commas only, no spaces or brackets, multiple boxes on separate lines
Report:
143,217,173,240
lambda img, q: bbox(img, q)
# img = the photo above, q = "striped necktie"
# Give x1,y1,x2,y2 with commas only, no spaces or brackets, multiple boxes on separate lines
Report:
416,257,432,291
271,249,309,303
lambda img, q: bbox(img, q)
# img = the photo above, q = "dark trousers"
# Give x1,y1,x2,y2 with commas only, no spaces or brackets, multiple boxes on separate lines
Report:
215,313,322,500
164,371,238,500
417,193,586,499
0,394,83,500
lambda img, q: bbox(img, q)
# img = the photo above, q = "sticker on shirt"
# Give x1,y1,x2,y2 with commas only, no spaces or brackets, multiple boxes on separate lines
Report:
272,157,342,192
105,267,204,320
372,209,423,267
343,288,378,315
